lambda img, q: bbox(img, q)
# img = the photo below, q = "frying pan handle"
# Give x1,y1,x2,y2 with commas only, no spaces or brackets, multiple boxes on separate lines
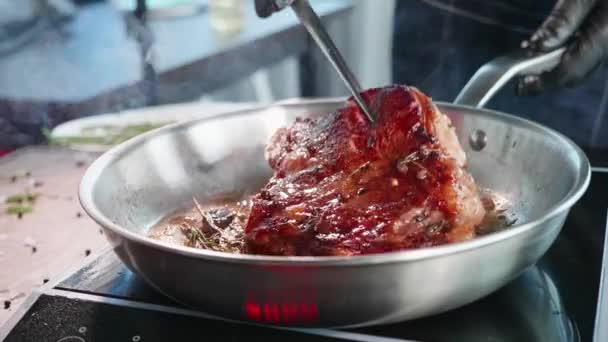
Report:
453,48,565,108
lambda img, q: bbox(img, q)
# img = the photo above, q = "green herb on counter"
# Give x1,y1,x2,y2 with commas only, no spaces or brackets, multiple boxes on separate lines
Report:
4,191,39,217
6,204,33,216
5,192,38,204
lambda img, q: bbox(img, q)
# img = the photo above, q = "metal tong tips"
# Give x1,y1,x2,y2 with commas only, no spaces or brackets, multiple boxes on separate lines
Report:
289,0,376,123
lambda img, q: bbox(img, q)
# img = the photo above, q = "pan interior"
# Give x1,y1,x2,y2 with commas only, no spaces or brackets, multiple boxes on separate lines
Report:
87,101,585,248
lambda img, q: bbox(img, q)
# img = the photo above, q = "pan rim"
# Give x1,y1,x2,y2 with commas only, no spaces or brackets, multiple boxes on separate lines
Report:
79,98,591,266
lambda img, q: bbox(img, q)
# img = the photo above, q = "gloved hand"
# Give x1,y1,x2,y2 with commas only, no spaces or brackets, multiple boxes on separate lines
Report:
517,0,608,95
254,0,294,18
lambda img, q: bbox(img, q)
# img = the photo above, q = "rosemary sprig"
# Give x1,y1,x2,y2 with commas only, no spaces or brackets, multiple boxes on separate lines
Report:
192,197,228,238
185,197,246,253
181,224,216,249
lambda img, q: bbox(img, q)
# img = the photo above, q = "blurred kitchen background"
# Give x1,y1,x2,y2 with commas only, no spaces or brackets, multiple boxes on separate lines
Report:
0,0,394,152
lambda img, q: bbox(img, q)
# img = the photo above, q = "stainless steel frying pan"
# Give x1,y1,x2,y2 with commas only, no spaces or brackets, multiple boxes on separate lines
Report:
79,49,590,327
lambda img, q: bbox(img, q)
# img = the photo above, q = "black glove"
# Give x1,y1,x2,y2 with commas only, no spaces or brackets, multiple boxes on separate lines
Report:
517,0,608,95
254,0,294,18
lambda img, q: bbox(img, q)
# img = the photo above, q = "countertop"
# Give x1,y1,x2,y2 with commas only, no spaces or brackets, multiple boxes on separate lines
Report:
0,147,108,326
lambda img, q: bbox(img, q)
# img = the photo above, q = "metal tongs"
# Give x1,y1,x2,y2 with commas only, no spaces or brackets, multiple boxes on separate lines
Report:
255,0,376,123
